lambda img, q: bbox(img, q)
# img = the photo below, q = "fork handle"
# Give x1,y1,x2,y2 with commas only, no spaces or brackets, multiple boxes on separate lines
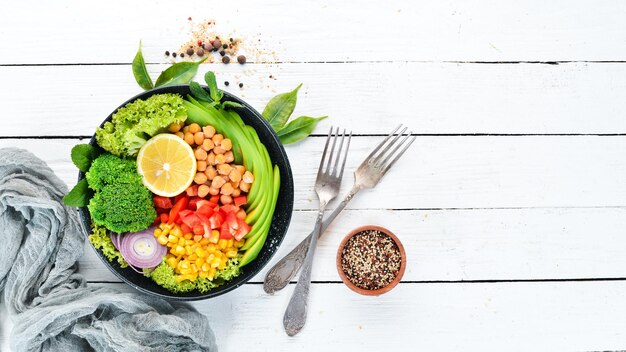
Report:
282,203,326,336
263,184,362,294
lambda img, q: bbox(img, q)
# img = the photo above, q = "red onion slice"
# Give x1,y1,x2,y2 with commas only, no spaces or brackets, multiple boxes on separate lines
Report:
118,227,167,269
109,232,121,250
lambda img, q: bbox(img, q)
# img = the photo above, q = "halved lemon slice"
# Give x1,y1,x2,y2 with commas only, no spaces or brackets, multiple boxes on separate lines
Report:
137,133,197,197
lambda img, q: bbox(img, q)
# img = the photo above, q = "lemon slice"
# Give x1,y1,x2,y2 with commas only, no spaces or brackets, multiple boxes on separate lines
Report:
137,133,197,197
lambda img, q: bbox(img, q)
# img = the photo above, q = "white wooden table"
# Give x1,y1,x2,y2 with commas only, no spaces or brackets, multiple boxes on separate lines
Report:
3,1,626,350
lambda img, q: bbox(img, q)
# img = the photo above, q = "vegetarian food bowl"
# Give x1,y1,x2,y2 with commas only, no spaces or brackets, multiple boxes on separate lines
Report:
336,225,406,296
78,84,294,300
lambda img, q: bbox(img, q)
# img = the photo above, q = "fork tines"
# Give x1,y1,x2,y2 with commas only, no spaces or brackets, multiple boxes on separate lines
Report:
318,127,352,180
368,124,416,172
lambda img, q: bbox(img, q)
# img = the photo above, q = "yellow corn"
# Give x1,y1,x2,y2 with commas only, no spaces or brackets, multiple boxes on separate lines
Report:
193,235,203,242
234,240,245,248
227,239,234,248
201,263,211,272
207,244,216,252
175,245,185,256
187,254,197,261
209,230,220,244
171,227,181,237
191,264,198,273
226,249,238,258
183,233,192,240
167,235,178,244
218,239,228,250
195,248,207,258
154,228,162,237
218,259,226,270
196,257,205,267
200,238,211,245
157,235,169,245
166,257,178,268
199,271,209,278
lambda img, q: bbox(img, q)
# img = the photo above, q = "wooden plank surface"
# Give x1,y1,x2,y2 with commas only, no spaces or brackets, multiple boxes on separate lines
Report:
5,281,626,351
2,0,626,64
2,62,626,136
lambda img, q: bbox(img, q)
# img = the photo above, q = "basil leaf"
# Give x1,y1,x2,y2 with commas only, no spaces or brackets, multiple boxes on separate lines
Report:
189,81,213,102
71,144,99,172
262,84,302,131
222,101,244,109
276,115,327,144
154,59,206,87
132,41,153,90
63,179,92,207
204,71,223,102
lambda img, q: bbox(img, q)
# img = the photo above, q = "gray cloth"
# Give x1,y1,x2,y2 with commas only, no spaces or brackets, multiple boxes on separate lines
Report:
0,148,217,352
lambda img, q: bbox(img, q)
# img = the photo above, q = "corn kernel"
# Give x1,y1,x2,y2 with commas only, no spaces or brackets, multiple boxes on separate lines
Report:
218,260,226,270
196,257,205,267
196,248,207,258
193,235,203,242
210,231,220,244
191,264,198,273
187,254,197,261
185,245,193,255
184,233,193,240
207,244,216,251
227,239,234,248
234,240,245,248
157,235,169,245
208,268,216,278
199,271,209,278
218,239,228,249
175,245,185,256
226,249,238,258
171,227,181,237
161,227,170,236
201,263,211,272
167,257,178,268
154,228,162,237
200,238,211,245
179,260,190,269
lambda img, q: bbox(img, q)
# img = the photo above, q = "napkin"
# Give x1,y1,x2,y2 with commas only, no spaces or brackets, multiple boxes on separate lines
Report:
0,148,217,352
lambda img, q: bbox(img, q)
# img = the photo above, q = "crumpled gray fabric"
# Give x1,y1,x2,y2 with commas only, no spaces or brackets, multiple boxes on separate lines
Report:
0,148,217,352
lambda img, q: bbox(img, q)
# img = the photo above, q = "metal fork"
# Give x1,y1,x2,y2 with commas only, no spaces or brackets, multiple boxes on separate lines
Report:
264,124,416,294
283,127,351,336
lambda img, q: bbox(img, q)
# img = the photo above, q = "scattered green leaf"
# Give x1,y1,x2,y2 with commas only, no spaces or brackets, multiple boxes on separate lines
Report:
71,144,99,172
276,116,327,144
189,81,213,102
262,84,302,131
204,71,223,102
132,41,154,90
63,178,92,207
154,59,206,87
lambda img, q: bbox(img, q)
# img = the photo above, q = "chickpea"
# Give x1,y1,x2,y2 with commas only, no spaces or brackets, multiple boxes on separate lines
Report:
197,161,207,172
182,125,191,133
235,165,245,175
228,168,242,183
221,182,234,195
212,134,224,146
217,164,232,176
220,195,233,204
204,166,217,181
231,188,241,197
184,132,195,145
211,176,226,189
195,148,208,161
215,154,226,164
202,139,215,151
175,131,184,139
207,152,216,165
193,132,205,145
209,187,220,196
236,209,247,220
202,125,216,138
198,184,210,198
194,172,208,185
242,171,254,183
224,151,234,163
213,146,225,155
168,122,182,133
189,123,201,134
221,138,233,151
239,181,250,192
223,175,230,183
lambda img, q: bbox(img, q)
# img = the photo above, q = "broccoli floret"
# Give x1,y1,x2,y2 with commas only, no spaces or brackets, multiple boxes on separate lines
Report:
85,153,140,191
86,153,156,233
88,224,128,268
96,93,187,157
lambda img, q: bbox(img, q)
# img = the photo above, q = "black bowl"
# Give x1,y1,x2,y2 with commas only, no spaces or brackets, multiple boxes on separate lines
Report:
78,85,294,301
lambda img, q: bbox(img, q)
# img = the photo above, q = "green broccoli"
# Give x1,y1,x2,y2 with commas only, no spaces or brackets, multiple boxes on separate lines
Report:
86,154,156,233
85,153,140,191
96,93,187,157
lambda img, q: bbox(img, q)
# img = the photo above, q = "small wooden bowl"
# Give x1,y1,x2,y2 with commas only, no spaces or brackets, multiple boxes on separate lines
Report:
336,225,406,296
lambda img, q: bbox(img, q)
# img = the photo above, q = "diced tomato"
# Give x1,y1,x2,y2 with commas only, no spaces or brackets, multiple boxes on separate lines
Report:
188,197,201,210
153,217,160,226
226,212,239,229
169,197,189,224
180,223,192,235
209,212,224,229
220,222,234,239
234,219,251,241
186,185,199,197
209,195,220,204
155,207,169,215
174,193,186,205
197,205,215,217
220,204,240,215
233,195,247,207
153,196,173,209
160,213,169,224
192,223,204,236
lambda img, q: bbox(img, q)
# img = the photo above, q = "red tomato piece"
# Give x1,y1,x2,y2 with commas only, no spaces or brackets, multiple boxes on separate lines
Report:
153,196,173,209
188,197,201,210
209,195,220,204
233,196,247,207
220,222,234,239
192,223,204,236
181,223,192,235
209,212,224,229
234,219,251,241
197,205,215,217
160,213,169,224
220,204,240,215
168,197,189,224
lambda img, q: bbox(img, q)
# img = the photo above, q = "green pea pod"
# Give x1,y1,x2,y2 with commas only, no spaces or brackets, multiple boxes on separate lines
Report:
262,84,302,131
277,116,327,145
132,41,153,90
154,59,206,87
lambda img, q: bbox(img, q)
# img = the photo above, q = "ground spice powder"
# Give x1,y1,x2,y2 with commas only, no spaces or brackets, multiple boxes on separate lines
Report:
340,230,402,290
